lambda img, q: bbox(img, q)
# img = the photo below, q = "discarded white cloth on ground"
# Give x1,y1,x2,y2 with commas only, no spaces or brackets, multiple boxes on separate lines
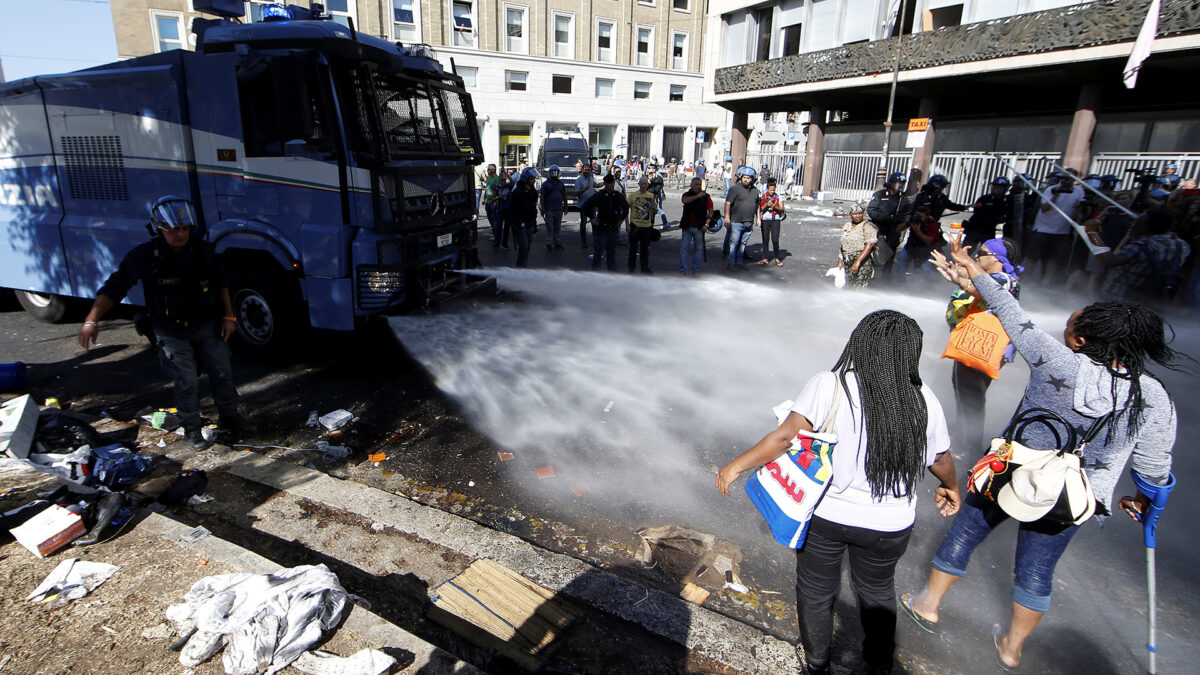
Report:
166,564,349,675
27,558,118,605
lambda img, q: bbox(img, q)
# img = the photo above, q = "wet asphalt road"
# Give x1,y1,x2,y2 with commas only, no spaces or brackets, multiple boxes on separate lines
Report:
2,187,1198,674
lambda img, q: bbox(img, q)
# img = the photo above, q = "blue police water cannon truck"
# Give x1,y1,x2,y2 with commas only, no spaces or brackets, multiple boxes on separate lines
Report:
0,1,490,351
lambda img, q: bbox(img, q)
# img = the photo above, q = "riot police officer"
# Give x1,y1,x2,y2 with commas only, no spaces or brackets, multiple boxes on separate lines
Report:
867,171,910,266
963,176,1011,248
78,196,255,451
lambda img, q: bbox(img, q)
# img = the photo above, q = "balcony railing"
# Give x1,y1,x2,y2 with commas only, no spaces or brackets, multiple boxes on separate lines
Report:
713,0,1200,95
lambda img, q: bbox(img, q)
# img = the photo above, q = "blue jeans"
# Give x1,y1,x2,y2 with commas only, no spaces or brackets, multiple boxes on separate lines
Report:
679,228,703,272
932,493,1080,612
514,220,534,267
893,245,934,283
592,226,619,271
544,210,563,245
155,320,239,430
486,202,501,248
727,221,754,265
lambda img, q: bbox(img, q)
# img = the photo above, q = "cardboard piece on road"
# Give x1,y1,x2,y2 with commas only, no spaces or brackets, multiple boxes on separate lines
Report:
681,582,711,606
428,558,582,671
9,504,85,558
0,394,39,458
534,466,555,479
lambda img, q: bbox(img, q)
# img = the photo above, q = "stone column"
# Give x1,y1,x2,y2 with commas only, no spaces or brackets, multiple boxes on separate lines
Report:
731,112,749,168
908,97,937,194
1063,84,1099,175
802,106,826,198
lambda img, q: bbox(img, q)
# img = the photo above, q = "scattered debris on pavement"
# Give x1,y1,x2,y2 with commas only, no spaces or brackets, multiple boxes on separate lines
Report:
27,557,118,604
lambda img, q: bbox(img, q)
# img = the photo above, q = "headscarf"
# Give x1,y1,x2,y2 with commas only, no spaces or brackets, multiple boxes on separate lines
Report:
982,238,1023,281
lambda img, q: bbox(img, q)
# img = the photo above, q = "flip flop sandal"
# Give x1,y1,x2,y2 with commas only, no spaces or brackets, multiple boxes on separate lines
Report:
775,259,784,266
898,594,937,634
992,624,1017,672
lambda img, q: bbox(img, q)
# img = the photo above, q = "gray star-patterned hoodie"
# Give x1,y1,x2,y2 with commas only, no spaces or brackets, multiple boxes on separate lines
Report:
973,274,1175,520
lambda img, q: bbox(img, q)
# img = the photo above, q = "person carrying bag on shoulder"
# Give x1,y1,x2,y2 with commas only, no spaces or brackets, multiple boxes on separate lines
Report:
716,310,960,675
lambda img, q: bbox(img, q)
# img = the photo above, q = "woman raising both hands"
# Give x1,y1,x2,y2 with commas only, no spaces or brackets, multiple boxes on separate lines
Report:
905,237,1180,671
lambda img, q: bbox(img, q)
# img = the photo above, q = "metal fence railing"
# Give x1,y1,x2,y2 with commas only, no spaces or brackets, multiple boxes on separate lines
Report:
746,150,804,194
927,152,1063,204
1089,153,1200,190
820,151,912,202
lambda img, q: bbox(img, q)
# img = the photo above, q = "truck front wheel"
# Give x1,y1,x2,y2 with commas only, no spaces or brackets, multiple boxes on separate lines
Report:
16,291,69,323
230,273,303,353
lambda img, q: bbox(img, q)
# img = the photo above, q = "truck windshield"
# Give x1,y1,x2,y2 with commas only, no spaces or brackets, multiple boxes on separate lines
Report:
344,67,480,161
543,151,587,168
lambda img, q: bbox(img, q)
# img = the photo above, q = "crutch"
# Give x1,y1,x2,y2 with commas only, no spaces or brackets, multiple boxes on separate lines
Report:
1130,470,1177,675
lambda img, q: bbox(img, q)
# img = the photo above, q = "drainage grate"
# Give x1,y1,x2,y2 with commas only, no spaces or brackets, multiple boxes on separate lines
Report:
61,135,129,201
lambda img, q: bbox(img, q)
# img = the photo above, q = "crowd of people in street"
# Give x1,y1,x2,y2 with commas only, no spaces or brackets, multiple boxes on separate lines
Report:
476,157,802,275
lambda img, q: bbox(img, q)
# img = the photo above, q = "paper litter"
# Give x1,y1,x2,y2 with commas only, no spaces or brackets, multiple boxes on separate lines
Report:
166,564,349,675
292,649,396,675
27,558,118,605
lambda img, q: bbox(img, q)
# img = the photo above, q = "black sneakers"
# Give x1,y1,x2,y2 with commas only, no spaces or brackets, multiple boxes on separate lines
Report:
184,428,211,451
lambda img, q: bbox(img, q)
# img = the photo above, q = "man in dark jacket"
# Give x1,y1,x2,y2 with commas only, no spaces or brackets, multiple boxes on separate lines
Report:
963,176,1011,248
579,174,631,271
78,196,255,451
908,174,970,224
507,167,541,267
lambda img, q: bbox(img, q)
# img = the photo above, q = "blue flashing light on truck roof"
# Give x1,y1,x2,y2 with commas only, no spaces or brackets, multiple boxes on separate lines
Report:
0,2,490,351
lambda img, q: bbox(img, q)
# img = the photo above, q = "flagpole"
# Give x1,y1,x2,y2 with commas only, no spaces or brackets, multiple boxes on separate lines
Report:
878,0,909,189
1123,0,1161,88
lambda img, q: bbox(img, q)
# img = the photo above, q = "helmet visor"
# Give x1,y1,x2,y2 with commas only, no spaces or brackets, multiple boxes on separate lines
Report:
152,199,197,230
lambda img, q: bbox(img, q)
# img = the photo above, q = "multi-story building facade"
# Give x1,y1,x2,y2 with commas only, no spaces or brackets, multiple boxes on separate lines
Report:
110,0,733,173
706,0,1200,200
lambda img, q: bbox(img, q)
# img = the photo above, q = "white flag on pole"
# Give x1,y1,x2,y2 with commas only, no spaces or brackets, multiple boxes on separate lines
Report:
1123,0,1161,89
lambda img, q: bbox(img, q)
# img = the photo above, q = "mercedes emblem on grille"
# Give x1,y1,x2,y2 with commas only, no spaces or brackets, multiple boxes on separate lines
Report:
429,192,446,217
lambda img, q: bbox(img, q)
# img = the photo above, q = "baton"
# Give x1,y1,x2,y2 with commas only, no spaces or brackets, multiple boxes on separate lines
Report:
1130,470,1176,675
991,154,1110,256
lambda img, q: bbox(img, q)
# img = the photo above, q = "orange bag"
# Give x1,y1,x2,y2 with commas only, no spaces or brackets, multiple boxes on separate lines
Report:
942,310,1009,379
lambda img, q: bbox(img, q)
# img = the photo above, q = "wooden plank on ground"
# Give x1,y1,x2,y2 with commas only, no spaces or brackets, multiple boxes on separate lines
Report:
428,558,583,671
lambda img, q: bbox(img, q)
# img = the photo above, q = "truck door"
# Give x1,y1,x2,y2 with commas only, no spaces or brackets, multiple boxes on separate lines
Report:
0,85,67,297
41,65,195,302
222,54,351,284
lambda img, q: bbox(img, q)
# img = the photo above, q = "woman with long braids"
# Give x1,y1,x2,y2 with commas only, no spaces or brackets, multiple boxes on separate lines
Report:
717,310,961,675
905,238,1179,671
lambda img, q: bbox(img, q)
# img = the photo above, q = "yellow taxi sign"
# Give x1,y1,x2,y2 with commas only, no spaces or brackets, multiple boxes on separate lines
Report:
908,118,930,132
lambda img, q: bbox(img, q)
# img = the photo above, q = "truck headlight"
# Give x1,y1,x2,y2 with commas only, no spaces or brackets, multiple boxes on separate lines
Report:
362,270,404,293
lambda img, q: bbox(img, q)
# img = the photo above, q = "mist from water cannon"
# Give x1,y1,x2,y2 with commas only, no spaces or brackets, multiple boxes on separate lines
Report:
387,269,1056,532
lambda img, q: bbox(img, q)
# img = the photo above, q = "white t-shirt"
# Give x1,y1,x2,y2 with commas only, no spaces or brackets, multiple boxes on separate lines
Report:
790,371,950,531
1032,185,1085,235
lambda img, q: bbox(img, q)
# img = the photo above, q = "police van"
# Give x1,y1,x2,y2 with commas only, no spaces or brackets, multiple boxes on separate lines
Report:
537,130,590,208
0,1,488,350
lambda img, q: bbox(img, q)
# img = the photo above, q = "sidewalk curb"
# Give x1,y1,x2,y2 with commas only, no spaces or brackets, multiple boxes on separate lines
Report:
138,511,483,675
224,452,799,674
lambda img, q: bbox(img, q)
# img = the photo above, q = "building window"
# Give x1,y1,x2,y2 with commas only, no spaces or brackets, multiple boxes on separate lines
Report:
635,26,653,67
633,82,651,99
324,0,355,28
638,0,655,6
782,23,802,57
595,18,616,63
151,11,185,52
755,7,773,61
552,75,572,95
595,78,614,98
671,31,688,70
673,0,689,11
552,12,574,59
246,0,281,22
457,66,478,88
669,84,684,102
504,71,527,92
504,4,528,54
392,0,421,43
452,1,477,48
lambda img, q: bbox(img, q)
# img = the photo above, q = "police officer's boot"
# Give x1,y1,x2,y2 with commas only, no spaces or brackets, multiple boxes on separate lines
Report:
184,427,212,451
218,414,258,441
